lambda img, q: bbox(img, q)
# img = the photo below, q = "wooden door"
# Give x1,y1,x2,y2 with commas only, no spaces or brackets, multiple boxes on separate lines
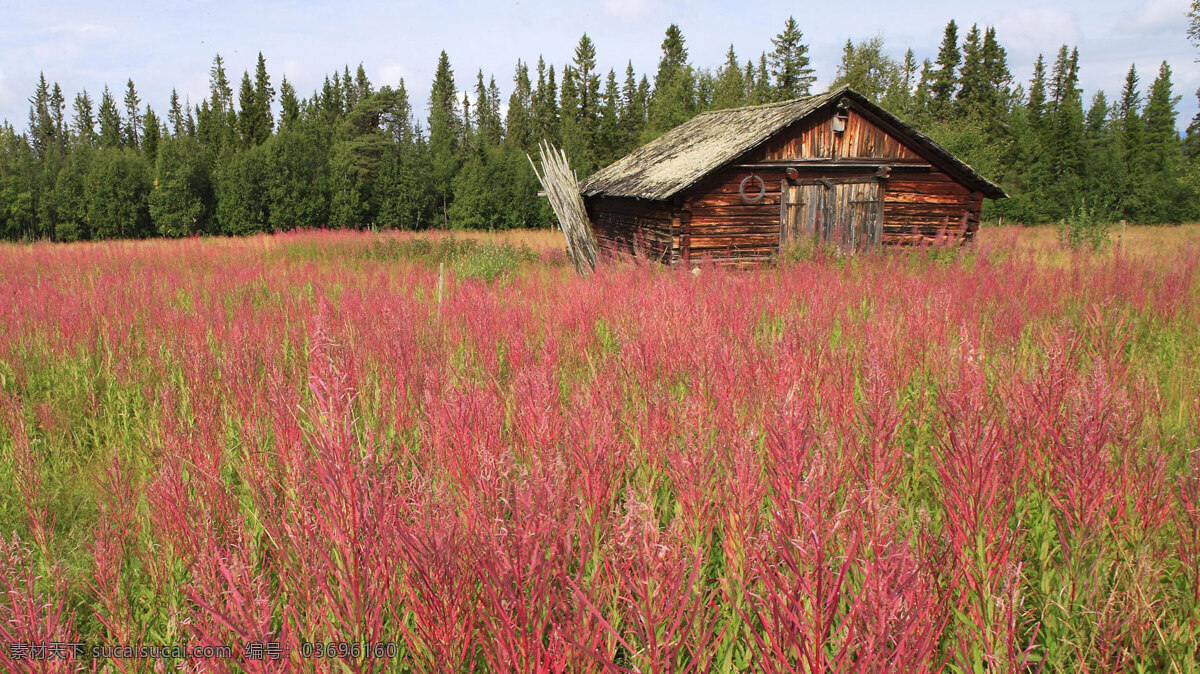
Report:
780,179,882,252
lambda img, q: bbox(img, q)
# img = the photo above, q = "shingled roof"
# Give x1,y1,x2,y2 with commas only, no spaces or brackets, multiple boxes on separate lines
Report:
580,85,1006,201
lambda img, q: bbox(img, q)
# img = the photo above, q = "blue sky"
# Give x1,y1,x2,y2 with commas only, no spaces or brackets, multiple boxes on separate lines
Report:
1,0,1197,132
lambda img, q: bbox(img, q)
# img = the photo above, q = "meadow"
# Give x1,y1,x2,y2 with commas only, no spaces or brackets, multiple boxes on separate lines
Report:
0,225,1199,672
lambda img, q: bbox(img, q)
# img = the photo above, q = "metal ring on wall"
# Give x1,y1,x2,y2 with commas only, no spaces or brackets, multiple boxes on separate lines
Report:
739,174,766,203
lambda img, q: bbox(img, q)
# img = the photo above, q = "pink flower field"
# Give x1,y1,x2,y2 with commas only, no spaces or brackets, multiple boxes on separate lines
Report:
1,226,1199,672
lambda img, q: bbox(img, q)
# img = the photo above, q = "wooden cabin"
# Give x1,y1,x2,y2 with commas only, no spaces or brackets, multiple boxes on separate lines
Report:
580,85,1006,266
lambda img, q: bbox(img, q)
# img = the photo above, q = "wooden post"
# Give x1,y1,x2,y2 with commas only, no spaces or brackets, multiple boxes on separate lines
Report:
437,262,445,315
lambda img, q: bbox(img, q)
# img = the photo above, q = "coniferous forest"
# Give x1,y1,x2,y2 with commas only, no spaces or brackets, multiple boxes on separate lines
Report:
2,18,1199,243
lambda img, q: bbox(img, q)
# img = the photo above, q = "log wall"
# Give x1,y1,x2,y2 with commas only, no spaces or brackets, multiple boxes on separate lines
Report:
684,168,788,266
586,196,679,263
883,172,981,245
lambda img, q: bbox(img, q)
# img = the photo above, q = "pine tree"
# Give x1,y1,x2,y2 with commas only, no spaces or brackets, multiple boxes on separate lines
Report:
769,17,815,99
931,20,961,118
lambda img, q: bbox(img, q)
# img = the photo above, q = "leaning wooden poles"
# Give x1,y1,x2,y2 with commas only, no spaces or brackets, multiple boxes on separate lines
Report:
529,141,598,276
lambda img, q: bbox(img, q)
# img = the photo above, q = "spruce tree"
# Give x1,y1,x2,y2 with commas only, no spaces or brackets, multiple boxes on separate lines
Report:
27,73,54,160
1027,55,1048,132
253,52,275,141
49,84,66,157
279,78,300,129
914,59,936,119
981,27,1012,115
506,60,534,152
619,63,645,150
884,49,918,115
473,71,502,147
72,91,96,146
142,106,160,159
237,72,258,148
168,89,185,137
123,79,142,149
98,86,122,149
1143,61,1180,176
598,69,622,165
769,17,815,99
428,51,461,227
931,20,961,118
532,58,559,146
647,24,695,138
713,45,746,110
1116,64,1145,177
753,54,773,104
1185,88,1200,160
956,24,985,116
566,34,601,167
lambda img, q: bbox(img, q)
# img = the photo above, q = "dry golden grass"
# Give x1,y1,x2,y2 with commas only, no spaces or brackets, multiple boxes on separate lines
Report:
372,227,566,253
976,223,1200,265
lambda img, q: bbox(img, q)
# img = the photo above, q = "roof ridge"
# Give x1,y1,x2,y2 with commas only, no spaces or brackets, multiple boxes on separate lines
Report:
694,94,817,117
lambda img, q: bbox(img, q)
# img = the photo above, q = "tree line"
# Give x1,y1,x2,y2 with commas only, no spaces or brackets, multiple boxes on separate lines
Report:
2,18,1198,242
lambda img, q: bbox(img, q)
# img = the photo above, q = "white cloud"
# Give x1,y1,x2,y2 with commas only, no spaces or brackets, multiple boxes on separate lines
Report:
602,0,649,19
378,61,411,87
0,70,11,110
994,8,1081,53
1129,0,1190,34
43,22,115,37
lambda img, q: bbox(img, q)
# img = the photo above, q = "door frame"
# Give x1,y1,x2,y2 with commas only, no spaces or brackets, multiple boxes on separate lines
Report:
779,176,885,253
